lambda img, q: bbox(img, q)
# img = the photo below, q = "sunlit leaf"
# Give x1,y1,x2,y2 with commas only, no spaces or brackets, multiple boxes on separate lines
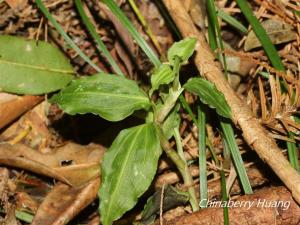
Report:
99,123,162,225
184,77,231,118
0,35,74,95
50,73,151,122
167,37,197,65
150,64,174,95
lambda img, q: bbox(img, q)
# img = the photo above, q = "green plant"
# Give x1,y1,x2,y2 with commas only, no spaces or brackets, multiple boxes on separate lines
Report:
0,1,238,224
0,34,232,225
50,37,232,225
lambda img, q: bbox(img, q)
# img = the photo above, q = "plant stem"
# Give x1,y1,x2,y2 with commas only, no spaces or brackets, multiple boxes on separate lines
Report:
156,57,182,124
158,127,199,211
174,126,185,161
155,88,183,124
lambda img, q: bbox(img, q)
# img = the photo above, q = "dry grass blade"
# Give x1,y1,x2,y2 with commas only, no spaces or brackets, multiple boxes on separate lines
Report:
258,77,268,121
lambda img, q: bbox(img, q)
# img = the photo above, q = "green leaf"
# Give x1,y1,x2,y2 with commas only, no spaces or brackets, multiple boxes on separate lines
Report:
197,104,208,208
99,123,162,225
220,120,253,194
74,0,123,75
184,78,231,118
141,185,189,225
0,35,74,95
150,64,173,95
102,0,161,68
235,0,285,71
217,10,248,34
244,19,297,51
162,104,180,139
167,38,197,66
35,0,102,72
50,73,151,122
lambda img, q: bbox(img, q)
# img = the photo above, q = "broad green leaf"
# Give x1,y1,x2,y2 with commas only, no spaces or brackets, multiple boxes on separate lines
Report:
150,64,173,95
0,35,74,95
184,78,231,118
50,73,151,122
167,37,197,66
99,123,162,225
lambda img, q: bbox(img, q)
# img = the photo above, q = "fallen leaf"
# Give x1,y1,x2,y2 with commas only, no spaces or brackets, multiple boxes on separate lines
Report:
32,179,100,225
244,19,297,51
5,0,28,11
0,35,74,95
0,94,43,130
0,142,105,186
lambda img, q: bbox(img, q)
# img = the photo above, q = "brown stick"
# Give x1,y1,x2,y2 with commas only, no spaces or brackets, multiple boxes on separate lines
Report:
157,186,300,225
162,0,300,203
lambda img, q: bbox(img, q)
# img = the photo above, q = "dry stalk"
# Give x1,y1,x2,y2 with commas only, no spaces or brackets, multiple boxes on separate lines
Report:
162,0,300,204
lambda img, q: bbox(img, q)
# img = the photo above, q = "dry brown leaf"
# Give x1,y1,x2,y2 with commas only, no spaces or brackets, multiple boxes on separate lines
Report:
0,143,105,186
244,19,297,51
1,206,20,225
4,0,27,11
114,40,134,76
99,2,136,55
182,0,206,29
31,178,100,225
15,192,38,214
0,94,43,130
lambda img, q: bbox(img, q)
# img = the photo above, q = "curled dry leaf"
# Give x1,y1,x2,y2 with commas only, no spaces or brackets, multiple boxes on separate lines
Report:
0,142,105,186
32,179,100,225
0,93,43,130
244,19,297,51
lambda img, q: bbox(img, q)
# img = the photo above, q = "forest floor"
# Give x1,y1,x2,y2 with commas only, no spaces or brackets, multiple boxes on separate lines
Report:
0,0,300,224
